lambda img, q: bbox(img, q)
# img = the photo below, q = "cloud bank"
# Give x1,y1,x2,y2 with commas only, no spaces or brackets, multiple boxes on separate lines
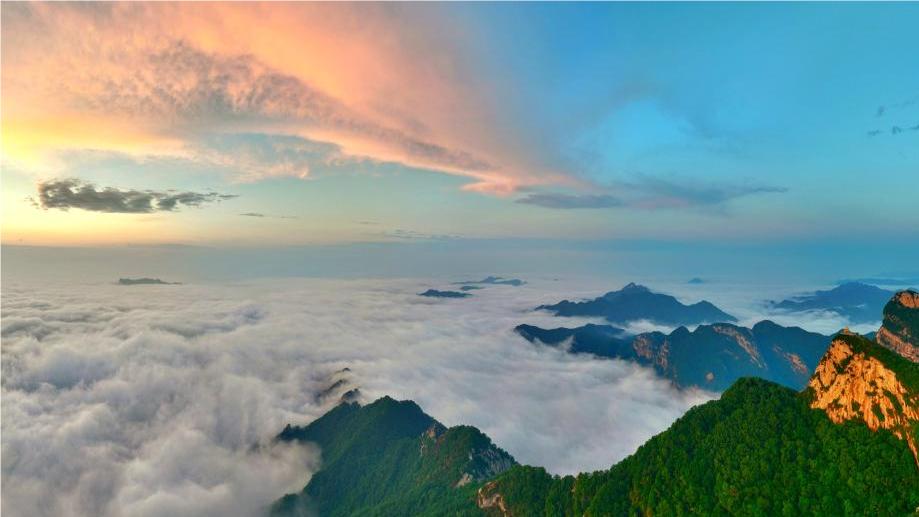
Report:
1,3,567,193
32,179,236,213
1,278,713,517
517,193,624,209
517,178,787,211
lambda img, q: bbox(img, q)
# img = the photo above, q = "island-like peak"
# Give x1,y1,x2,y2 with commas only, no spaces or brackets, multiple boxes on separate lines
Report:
272,396,515,516
620,282,650,292
538,283,736,326
769,282,893,324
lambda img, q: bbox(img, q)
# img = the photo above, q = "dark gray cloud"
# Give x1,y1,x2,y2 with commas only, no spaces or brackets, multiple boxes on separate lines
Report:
516,193,623,209
517,178,786,210
32,179,236,213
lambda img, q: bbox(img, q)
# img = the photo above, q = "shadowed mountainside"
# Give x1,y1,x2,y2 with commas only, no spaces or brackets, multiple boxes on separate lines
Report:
516,320,828,391
769,282,894,324
537,283,735,326
269,292,919,516
271,397,515,516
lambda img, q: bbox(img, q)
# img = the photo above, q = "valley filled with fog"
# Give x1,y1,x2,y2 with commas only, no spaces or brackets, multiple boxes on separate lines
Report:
0,275,888,516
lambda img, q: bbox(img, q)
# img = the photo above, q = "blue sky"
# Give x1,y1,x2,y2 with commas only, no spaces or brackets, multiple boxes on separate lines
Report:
2,2,917,247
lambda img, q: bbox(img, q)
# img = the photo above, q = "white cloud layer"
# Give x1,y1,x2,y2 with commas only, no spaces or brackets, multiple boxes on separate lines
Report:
2,277,715,517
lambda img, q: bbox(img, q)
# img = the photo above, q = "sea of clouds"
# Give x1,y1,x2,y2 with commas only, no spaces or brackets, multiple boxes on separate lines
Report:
0,276,883,517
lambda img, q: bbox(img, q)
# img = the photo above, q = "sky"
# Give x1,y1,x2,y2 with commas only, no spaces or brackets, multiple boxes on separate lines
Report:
3,6,919,516
2,2,918,249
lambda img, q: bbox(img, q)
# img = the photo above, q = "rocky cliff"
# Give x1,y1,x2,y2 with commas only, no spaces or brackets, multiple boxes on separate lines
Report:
808,332,919,465
876,290,919,362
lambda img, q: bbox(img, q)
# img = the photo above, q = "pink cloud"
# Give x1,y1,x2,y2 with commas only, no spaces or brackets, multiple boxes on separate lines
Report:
1,3,572,193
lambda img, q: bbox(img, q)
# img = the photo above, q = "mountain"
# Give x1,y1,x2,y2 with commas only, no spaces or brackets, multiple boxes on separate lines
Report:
314,368,360,405
769,281,894,324
269,332,919,515
271,397,515,516
419,289,471,298
537,283,736,326
839,276,919,287
516,320,829,390
808,331,919,463
480,375,919,516
876,290,919,361
515,323,631,359
117,277,180,285
455,276,525,287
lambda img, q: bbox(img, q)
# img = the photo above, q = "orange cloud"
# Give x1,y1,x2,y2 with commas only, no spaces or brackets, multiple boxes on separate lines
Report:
1,3,572,193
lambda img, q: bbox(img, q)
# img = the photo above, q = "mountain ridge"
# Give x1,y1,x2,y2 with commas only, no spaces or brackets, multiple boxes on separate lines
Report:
536,283,737,326
272,396,515,516
269,291,919,516
769,282,894,324
516,320,828,390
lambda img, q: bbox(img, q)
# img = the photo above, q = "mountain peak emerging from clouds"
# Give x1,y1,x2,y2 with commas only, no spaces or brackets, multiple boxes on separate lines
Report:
272,396,515,516
770,282,895,324
517,320,828,390
538,283,736,326
455,276,525,287
419,289,471,299
619,282,650,293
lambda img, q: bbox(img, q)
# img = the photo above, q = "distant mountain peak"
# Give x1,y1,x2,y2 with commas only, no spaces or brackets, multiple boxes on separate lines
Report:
454,276,525,287
769,282,893,324
419,289,470,298
538,283,735,326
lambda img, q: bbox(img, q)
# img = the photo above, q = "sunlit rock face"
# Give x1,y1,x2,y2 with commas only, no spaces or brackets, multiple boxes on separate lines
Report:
808,334,919,464
477,481,510,516
876,290,919,362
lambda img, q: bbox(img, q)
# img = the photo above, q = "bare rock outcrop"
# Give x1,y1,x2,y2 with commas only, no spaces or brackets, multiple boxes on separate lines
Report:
876,290,919,362
808,336,919,464
477,481,510,516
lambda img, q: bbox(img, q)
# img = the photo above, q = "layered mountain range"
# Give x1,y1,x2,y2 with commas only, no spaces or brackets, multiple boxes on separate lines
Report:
536,283,736,326
270,291,919,516
516,320,829,391
768,281,896,324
